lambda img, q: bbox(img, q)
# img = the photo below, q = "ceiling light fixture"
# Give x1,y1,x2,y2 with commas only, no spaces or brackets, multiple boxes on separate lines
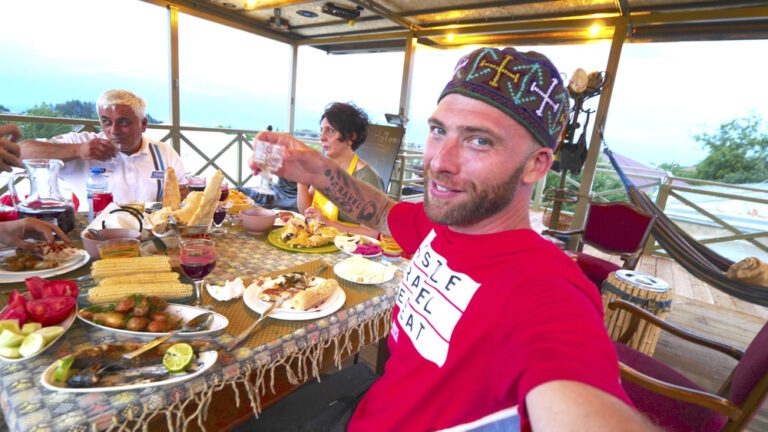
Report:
321,2,363,20
296,10,318,18
244,0,258,9
590,23,602,37
446,33,455,43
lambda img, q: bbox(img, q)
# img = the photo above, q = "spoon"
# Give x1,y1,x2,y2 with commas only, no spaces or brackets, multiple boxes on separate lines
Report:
122,312,215,360
85,229,102,240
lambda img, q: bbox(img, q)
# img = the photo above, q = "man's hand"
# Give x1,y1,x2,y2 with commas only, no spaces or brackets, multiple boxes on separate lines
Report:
0,218,70,248
249,132,325,186
0,124,22,142
78,137,119,161
0,124,23,172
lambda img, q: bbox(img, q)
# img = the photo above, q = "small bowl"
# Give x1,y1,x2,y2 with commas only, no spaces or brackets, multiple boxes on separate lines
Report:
97,238,141,260
236,208,277,234
178,224,212,239
81,228,141,260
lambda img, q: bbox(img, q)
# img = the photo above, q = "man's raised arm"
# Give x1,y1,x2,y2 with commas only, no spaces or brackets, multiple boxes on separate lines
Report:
19,137,118,162
249,131,396,235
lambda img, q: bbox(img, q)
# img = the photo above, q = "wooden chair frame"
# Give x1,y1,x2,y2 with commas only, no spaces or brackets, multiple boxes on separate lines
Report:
609,299,768,431
543,201,655,270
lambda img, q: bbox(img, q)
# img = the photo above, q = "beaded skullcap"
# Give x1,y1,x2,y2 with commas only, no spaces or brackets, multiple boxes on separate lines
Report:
438,47,570,150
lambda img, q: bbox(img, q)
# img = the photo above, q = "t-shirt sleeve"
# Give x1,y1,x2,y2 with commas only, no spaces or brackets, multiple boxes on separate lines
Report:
497,275,632,423
387,202,430,254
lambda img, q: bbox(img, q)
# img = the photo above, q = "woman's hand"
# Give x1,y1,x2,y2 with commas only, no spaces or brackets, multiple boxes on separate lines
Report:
0,218,70,248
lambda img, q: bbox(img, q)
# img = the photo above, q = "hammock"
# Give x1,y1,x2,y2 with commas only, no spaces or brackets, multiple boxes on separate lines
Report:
604,148,768,307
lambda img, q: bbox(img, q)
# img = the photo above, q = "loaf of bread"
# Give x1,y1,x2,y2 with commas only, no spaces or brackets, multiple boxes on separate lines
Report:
162,167,181,210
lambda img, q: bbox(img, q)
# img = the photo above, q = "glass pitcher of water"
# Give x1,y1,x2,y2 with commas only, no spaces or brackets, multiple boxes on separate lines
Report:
8,159,76,232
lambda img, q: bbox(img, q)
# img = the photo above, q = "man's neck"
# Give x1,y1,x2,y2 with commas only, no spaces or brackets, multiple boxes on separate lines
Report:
121,136,146,156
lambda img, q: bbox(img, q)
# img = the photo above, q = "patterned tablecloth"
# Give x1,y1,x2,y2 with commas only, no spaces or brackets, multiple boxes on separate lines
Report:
0,226,403,432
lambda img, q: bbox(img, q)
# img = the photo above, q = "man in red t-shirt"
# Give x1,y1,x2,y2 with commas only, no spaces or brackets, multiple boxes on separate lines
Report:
249,47,658,431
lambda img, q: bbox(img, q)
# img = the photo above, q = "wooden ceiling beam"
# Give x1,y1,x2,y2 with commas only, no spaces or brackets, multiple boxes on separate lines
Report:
140,0,295,43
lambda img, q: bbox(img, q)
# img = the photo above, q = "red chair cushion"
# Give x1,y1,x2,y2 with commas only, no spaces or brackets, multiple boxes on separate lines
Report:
575,252,621,288
615,342,728,432
729,322,768,405
583,203,653,254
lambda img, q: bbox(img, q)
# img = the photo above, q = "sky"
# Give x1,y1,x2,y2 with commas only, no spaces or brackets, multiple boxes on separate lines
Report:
1,0,767,168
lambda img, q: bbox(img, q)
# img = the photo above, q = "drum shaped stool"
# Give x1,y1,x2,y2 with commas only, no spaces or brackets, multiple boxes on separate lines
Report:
602,270,673,356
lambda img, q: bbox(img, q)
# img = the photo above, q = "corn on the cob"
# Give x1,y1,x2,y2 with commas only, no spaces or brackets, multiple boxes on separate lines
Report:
98,272,180,287
87,282,193,304
91,256,171,279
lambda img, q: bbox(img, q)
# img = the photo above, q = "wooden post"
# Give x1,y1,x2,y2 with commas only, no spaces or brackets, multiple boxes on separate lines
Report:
570,19,628,248
167,6,181,153
288,44,298,135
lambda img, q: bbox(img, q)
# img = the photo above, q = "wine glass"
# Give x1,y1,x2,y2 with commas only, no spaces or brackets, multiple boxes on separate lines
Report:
219,180,229,201
251,140,283,195
180,239,217,307
211,202,229,234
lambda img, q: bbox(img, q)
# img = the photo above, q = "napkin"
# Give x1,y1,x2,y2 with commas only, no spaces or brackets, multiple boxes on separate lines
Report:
207,278,245,301
86,203,150,231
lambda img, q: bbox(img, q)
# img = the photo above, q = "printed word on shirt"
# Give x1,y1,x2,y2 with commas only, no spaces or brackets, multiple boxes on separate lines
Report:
394,230,480,366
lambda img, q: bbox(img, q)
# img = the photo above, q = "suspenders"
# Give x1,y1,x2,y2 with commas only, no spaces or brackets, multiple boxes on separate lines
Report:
148,143,166,202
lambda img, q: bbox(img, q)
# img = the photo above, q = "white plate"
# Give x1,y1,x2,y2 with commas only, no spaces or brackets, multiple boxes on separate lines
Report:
40,350,217,393
273,211,303,227
0,250,90,283
333,259,397,285
333,234,382,258
243,283,346,321
0,293,77,363
77,304,228,338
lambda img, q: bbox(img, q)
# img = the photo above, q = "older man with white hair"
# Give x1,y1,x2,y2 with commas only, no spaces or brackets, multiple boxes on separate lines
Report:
20,89,186,204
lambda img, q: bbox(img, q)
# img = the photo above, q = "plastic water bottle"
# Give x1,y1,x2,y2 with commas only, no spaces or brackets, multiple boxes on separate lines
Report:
86,168,111,222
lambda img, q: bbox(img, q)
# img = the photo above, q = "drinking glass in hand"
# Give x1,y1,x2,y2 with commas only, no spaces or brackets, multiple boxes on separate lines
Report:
251,140,283,195
180,239,217,306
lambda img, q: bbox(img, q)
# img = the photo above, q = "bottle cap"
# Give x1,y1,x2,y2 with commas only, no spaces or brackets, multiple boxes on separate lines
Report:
90,167,106,174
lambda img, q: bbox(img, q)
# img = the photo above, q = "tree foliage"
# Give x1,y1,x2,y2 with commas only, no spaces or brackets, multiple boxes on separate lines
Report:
692,114,768,184
20,103,74,139
53,100,97,119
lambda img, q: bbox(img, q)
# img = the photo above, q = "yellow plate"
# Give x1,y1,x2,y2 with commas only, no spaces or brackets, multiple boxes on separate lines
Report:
267,229,339,254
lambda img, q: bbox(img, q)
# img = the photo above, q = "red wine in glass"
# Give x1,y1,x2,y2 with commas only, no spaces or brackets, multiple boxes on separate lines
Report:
180,261,216,279
213,206,227,225
180,239,217,306
219,183,229,201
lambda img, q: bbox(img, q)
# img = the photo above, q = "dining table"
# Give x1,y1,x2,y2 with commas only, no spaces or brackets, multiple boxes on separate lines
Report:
0,217,403,431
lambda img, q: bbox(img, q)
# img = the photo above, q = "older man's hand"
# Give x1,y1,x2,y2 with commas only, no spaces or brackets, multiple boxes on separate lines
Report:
0,218,70,248
78,137,119,161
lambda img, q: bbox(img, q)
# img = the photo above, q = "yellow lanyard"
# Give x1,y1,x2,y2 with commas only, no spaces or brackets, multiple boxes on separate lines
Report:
312,153,359,223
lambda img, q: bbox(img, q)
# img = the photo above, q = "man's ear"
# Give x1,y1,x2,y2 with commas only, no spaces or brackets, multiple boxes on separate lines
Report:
141,117,148,132
521,147,553,185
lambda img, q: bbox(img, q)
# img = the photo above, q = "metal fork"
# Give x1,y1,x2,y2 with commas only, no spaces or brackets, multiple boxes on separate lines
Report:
226,296,287,351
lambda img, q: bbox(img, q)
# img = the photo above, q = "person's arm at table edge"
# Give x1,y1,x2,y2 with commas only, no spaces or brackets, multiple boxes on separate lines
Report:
526,380,661,431
297,183,312,213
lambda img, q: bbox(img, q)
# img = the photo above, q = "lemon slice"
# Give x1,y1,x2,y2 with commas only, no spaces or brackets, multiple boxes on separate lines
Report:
19,333,45,357
163,343,194,373
21,322,42,335
34,326,65,343
0,346,21,358
53,355,75,383
0,329,25,348
0,319,21,334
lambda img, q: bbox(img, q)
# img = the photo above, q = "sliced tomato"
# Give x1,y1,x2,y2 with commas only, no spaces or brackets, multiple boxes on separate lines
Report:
0,307,28,325
25,296,75,326
25,277,49,300
41,280,79,299
7,290,27,308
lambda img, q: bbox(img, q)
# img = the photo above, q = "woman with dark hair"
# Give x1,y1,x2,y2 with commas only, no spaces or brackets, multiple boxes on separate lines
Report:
297,102,384,237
